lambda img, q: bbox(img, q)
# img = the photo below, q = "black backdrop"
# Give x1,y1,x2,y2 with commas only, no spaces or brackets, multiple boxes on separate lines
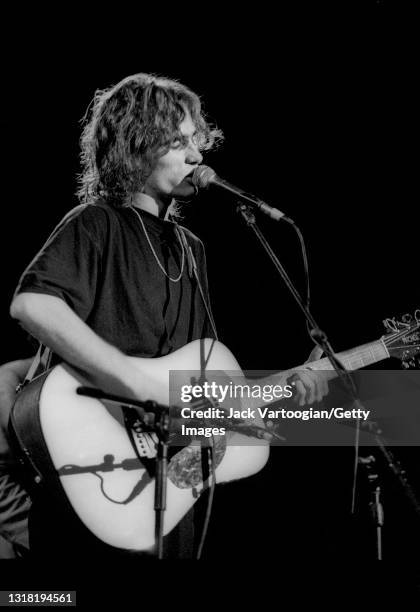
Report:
1,5,419,572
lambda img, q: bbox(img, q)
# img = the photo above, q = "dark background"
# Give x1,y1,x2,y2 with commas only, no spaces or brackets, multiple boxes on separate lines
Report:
1,3,420,574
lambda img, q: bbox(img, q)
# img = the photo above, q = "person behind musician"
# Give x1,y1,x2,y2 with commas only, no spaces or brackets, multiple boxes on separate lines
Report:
9,73,329,561
0,357,33,558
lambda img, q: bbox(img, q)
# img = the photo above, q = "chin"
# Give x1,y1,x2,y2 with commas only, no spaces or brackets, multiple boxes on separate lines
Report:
172,180,195,199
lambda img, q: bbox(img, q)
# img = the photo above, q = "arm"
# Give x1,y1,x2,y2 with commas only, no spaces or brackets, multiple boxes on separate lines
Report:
0,358,34,382
0,357,34,432
10,292,158,402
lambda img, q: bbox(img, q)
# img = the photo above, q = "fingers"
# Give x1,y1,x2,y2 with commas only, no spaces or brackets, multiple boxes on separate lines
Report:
293,379,307,407
291,369,328,406
321,372,329,400
305,345,324,364
295,371,316,406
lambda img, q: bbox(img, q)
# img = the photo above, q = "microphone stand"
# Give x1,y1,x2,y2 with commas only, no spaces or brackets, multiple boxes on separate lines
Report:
153,405,170,559
358,455,384,560
236,202,357,385
76,387,170,558
235,202,420,559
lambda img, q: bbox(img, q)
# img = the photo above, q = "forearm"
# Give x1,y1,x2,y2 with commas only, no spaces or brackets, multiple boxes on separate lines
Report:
0,358,33,382
0,358,33,431
10,293,152,400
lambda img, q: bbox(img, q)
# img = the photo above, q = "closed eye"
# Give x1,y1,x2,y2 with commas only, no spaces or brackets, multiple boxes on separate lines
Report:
170,135,188,149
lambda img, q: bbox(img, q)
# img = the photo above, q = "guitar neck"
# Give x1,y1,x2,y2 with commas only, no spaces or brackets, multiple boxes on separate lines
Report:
261,338,390,387
301,339,390,372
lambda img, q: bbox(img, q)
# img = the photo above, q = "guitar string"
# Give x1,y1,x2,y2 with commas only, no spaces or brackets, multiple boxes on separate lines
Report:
386,327,420,342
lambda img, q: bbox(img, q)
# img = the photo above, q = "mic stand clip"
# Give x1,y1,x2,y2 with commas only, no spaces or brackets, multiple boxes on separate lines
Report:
358,455,384,560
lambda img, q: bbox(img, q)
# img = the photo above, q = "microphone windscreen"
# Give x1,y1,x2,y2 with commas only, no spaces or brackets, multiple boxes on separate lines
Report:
191,165,216,189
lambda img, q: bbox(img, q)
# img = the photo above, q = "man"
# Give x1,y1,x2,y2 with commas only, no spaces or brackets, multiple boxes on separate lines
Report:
9,73,327,560
0,358,32,558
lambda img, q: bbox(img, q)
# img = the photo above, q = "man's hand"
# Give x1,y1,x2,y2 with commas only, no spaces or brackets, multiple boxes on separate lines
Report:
289,345,329,407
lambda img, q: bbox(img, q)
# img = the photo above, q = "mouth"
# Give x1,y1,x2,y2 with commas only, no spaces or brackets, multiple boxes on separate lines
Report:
171,170,199,199
183,169,196,184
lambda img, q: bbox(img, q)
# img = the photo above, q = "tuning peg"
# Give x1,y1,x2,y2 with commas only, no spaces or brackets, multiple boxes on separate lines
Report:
383,318,398,332
402,314,413,324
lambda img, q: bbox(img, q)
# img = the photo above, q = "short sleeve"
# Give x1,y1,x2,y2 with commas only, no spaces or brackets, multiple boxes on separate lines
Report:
14,206,104,321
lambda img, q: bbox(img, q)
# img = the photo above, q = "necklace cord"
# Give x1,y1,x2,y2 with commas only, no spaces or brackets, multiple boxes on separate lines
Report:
131,207,185,283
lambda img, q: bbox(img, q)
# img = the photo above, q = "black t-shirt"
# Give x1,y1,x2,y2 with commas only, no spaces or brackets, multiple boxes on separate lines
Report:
15,200,216,357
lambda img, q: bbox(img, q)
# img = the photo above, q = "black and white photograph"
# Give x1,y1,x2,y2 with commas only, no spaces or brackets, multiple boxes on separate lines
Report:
1,2,420,602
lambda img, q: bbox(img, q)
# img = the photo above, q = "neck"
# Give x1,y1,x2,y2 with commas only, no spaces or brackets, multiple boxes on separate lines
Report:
130,192,172,219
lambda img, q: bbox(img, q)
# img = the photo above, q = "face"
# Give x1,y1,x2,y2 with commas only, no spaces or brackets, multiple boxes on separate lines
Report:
143,109,203,202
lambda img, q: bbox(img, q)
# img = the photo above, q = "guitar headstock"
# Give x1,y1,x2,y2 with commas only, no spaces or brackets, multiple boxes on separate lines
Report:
383,310,420,368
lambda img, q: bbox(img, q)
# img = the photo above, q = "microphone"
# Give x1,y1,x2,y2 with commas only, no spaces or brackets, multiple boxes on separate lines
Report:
192,165,293,223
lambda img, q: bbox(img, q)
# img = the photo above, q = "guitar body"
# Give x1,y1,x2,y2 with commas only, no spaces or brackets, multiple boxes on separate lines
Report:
10,338,269,552
10,314,420,552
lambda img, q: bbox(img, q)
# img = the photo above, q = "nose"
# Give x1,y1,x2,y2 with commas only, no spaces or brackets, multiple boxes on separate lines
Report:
186,141,203,165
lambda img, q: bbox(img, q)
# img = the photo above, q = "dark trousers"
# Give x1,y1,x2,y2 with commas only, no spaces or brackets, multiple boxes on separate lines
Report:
0,462,31,558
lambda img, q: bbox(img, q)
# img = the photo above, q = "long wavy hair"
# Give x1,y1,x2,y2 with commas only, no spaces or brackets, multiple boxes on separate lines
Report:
77,73,223,207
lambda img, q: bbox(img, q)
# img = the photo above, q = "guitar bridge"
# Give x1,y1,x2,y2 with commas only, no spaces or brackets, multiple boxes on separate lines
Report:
123,407,158,459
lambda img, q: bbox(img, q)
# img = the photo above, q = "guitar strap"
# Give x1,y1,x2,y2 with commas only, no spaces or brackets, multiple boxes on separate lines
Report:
19,343,52,392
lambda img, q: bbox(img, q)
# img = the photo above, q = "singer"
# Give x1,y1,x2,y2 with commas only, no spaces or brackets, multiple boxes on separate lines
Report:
7,72,329,562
